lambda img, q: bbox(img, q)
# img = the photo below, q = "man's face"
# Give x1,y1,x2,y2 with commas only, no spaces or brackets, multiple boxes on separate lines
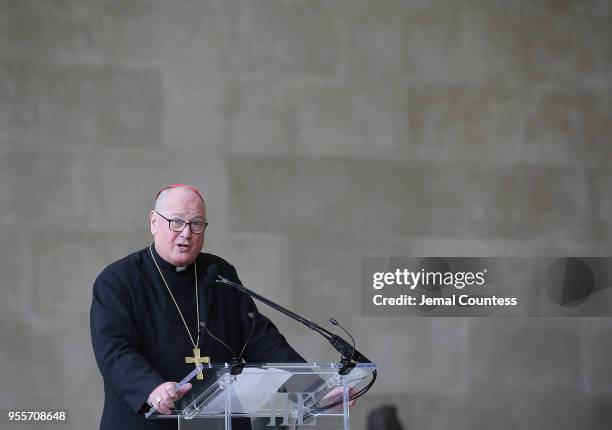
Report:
150,188,206,267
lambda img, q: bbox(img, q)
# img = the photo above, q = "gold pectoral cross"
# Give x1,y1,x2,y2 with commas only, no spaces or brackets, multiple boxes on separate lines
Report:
185,347,210,380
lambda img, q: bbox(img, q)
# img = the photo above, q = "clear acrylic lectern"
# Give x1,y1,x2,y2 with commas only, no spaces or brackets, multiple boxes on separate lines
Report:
147,363,377,430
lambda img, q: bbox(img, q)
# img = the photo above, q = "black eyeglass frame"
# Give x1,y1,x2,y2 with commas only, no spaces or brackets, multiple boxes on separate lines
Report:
153,210,208,234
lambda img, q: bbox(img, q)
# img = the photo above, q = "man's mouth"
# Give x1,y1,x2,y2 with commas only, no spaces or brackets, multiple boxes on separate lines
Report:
177,243,190,250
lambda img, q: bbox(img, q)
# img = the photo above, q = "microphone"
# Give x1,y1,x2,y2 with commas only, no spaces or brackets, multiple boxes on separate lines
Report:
215,274,372,370
329,318,356,362
215,273,377,411
199,320,236,357
205,264,220,283
199,311,258,374
238,312,257,361
231,312,257,375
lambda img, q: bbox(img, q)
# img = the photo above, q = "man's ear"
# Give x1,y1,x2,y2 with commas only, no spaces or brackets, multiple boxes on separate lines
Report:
150,211,157,235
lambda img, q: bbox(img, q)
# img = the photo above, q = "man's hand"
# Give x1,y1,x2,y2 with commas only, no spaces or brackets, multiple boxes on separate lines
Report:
147,382,193,415
321,386,356,411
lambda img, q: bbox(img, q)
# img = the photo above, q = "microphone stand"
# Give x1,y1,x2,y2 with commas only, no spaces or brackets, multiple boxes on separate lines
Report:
216,276,371,374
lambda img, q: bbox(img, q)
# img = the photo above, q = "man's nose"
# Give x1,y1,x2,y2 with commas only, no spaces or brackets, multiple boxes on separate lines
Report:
180,224,192,237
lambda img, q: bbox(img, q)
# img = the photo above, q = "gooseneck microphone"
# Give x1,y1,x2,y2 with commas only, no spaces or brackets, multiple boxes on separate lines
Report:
199,320,236,356
230,312,257,375
238,312,257,360
329,318,356,362
199,312,257,375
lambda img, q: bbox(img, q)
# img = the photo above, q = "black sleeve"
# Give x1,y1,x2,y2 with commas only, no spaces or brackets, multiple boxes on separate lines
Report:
226,265,307,364
90,270,165,413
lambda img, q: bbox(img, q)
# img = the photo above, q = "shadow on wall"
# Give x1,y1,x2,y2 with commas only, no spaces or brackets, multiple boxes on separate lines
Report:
367,405,404,430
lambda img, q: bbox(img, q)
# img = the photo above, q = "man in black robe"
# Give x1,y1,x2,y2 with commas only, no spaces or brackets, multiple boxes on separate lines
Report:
90,184,304,430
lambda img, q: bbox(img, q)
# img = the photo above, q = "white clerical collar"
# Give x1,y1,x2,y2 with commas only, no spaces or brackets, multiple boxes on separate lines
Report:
176,266,187,272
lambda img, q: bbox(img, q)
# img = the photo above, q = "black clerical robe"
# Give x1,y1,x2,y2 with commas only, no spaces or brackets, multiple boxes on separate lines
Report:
90,245,304,430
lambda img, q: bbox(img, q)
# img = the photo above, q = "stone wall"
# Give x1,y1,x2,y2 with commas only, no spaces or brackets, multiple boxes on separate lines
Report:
1,1,611,429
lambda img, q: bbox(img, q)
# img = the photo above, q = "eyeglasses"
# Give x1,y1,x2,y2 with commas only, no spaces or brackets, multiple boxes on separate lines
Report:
154,211,208,234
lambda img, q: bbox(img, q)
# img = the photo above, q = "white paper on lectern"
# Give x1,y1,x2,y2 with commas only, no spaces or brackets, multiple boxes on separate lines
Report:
201,368,292,414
